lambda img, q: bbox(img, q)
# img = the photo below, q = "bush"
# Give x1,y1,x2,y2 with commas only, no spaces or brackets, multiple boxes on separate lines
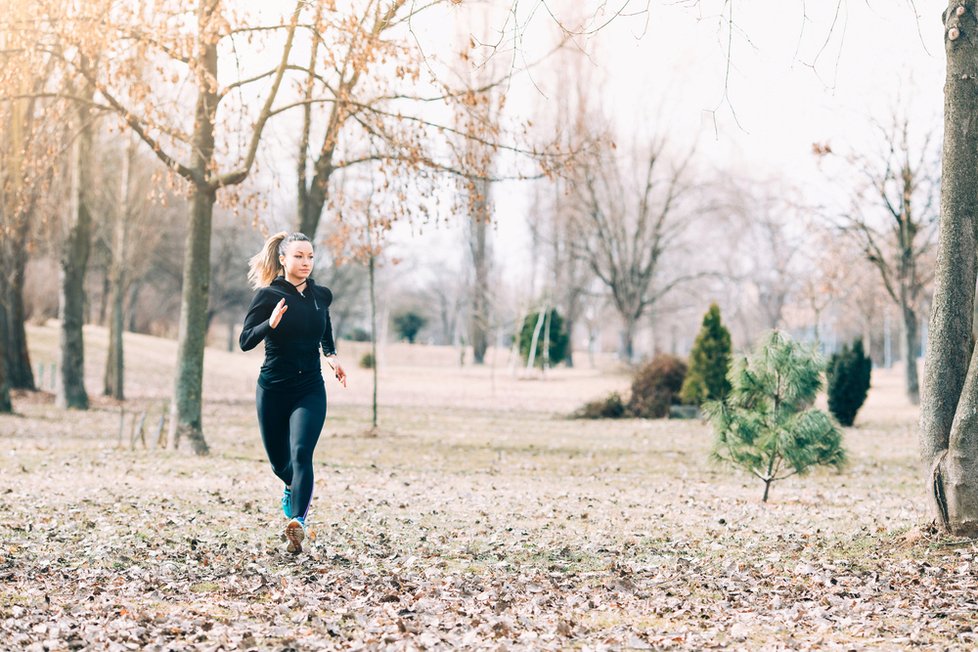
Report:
826,339,872,427
705,331,846,502
359,352,375,369
573,392,627,419
518,308,569,367
628,354,688,419
393,310,426,344
680,303,732,406
345,327,371,342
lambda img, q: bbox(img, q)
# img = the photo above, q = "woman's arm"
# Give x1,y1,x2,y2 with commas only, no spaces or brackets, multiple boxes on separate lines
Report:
319,287,337,357
239,290,275,351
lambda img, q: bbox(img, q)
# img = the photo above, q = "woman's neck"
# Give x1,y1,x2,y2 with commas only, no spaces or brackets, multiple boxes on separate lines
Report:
284,273,308,287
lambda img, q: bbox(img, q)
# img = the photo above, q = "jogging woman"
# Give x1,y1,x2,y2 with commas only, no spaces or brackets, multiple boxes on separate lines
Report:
239,231,347,554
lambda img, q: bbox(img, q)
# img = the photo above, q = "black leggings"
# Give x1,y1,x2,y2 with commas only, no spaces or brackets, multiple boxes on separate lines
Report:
255,382,326,520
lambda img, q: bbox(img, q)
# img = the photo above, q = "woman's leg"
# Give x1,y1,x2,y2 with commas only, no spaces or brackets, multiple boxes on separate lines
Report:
288,383,327,520
256,385,294,487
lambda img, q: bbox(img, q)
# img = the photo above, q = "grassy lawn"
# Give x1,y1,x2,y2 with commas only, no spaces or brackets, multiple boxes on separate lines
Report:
1,323,973,650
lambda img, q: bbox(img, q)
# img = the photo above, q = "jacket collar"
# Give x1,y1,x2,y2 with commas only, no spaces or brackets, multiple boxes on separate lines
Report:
271,275,315,294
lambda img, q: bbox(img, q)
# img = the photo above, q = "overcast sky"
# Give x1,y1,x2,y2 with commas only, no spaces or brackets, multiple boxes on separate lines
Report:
381,1,943,290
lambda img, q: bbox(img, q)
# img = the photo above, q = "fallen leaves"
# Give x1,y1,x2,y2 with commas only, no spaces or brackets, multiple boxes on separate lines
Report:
0,392,973,650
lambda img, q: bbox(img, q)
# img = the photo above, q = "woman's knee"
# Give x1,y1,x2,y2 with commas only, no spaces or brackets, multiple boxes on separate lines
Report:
270,460,291,479
291,444,315,467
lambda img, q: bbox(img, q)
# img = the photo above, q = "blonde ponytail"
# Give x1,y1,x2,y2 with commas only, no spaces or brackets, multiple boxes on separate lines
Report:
247,231,313,289
248,231,287,289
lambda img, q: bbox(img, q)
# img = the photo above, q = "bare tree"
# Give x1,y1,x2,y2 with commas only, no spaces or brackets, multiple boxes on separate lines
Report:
56,66,96,410
103,136,137,399
570,139,698,362
724,182,809,334
0,11,57,393
33,0,307,451
817,114,939,405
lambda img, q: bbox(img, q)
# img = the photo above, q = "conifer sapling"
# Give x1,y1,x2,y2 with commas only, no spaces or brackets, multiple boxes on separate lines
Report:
705,330,846,502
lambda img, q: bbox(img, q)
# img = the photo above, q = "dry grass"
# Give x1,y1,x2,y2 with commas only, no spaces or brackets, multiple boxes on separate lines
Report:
2,323,974,650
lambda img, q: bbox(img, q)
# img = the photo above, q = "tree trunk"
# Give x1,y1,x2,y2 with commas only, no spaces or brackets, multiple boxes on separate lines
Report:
168,2,217,455
300,165,332,238
1,93,34,390
369,249,378,432
564,317,575,368
57,89,95,410
469,184,491,365
103,138,132,399
921,3,978,536
0,244,34,390
0,288,11,412
620,317,637,363
168,185,214,454
126,280,142,332
902,303,920,405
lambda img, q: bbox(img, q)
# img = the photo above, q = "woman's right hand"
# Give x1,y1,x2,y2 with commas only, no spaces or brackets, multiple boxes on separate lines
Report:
269,298,288,329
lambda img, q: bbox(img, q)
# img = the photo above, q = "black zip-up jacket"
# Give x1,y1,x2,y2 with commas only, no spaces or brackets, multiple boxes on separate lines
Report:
239,276,336,391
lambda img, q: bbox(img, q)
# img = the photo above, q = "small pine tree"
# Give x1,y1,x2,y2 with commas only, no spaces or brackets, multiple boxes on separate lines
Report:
705,331,846,502
680,303,732,406
826,339,872,427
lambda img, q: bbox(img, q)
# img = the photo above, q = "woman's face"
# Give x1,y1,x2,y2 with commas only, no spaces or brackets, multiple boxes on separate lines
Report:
280,240,314,281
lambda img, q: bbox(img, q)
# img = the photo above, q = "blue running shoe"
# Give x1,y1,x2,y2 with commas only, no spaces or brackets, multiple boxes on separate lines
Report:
285,517,305,554
281,487,292,519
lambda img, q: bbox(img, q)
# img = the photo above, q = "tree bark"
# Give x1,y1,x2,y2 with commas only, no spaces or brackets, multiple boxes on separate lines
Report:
1,91,35,391
902,303,920,405
0,287,11,412
168,185,214,455
56,82,95,410
620,315,638,363
104,138,133,399
469,179,491,365
1,243,33,390
168,1,218,454
564,317,575,368
921,3,978,536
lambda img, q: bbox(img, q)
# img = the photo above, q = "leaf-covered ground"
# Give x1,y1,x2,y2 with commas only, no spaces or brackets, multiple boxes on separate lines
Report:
1,324,975,650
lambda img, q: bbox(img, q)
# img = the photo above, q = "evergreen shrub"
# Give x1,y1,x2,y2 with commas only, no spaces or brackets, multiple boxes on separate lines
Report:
518,309,568,367
705,330,846,502
680,303,732,406
826,339,872,427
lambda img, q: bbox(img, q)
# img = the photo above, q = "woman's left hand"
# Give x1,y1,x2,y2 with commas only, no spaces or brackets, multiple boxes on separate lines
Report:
329,359,348,388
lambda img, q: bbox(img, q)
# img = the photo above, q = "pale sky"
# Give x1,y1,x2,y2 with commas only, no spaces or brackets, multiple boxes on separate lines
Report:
227,1,945,322
388,1,945,296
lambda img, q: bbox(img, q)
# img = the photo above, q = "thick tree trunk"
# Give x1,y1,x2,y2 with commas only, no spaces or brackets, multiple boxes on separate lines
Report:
168,2,217,454
57,93,94,410
168,185,214,455
1,82,34,391
902,304,920,405
921,3,978,536
470,183,491,365
0,245,34,390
